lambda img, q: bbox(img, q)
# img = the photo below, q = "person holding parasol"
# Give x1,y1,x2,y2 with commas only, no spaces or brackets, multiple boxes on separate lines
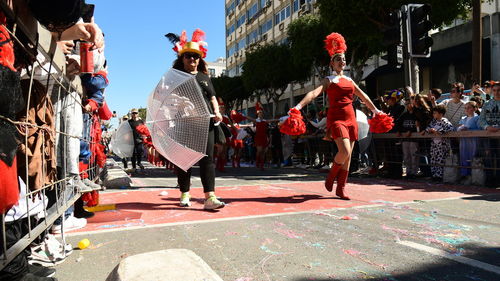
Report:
165,29,225,209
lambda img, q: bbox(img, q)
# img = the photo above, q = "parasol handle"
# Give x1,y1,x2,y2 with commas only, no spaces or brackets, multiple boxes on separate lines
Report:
209,114,221,126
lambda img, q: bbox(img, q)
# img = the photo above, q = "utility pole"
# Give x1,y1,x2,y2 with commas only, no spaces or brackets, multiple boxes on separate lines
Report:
472,0,482,83
401,5,414,94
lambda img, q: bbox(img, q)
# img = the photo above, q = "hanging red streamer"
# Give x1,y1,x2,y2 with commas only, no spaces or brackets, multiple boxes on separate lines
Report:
280,108,306,136
368,113,394,133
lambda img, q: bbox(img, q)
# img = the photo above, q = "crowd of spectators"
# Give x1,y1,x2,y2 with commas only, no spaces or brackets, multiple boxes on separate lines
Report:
1,1,113,280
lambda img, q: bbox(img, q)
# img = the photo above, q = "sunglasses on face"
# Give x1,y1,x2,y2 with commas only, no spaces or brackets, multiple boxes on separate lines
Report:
132,112,138,114
183,53,201,60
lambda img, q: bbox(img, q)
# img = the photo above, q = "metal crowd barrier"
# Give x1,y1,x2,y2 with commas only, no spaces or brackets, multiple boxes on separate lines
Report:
290,131,500,183
1,2,96,270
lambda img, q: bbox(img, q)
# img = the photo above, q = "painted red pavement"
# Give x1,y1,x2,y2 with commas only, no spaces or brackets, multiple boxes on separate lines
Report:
78,179,499,233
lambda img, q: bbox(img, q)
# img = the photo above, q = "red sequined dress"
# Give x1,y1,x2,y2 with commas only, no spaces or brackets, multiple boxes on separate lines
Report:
254,119,269,147
230,124,244,149
325,75,358,141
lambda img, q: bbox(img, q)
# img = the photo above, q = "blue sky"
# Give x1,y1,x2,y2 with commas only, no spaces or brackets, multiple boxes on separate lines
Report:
90,0,226,124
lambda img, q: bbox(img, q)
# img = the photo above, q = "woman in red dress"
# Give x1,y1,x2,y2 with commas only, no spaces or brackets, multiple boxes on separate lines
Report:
294,33,381,200
248,110,269,170
229,122,244,167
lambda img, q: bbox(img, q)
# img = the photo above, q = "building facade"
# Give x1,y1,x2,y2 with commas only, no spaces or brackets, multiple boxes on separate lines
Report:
207,57,227,78
225,0,318,115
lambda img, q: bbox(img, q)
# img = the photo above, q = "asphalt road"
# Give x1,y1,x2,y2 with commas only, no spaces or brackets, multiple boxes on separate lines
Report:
54,164,500,281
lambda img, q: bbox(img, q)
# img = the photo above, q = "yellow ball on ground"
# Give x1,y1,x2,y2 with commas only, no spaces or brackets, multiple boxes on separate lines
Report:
78,239,90,249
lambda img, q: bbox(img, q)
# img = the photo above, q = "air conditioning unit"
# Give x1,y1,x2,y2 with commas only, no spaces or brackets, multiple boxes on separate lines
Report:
278,23,284,31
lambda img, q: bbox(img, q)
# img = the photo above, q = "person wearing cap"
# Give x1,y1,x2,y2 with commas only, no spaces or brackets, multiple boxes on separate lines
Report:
128,108,145,172
292,32,382,200
166,29,225,210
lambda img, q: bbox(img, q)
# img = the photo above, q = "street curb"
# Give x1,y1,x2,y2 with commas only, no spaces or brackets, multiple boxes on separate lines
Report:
105,249,223,281
102,158,132,189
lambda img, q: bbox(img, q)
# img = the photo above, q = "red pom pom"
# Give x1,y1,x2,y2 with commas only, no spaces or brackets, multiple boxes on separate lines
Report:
280,108,306,136
136,124,151,137
368,113,394,133
230,110,246,123
324,32,347,57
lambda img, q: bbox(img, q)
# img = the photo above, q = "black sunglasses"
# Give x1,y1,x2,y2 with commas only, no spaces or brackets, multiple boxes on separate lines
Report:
183,53,201,60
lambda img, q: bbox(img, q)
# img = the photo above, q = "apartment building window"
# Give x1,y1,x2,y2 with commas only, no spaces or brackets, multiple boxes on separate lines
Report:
259,19,273,35
259,0,267,9
237,38,246,51
246,29,259,45
209,68,216,77
247,3,258,20
226,1,236,16
227,44,237,57
226,24,235,37
237,14,246,28
275,5,291,24
293,0,299,12
228,67,237,77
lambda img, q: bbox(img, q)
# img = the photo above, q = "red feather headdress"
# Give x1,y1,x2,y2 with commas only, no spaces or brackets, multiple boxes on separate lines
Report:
324,32,347,57
165,29,208,58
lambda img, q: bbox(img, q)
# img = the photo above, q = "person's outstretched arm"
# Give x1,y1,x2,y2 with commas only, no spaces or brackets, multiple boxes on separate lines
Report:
293,78,330,111
353,82,381,115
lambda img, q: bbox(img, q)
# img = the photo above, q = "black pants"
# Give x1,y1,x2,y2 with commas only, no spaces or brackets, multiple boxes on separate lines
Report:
131,144,144,169
0,216,31,281
122,157,129,169
271,145,283,166
176,129,215,193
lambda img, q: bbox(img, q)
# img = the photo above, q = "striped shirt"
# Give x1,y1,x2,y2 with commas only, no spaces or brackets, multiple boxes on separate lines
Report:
439,99,465,127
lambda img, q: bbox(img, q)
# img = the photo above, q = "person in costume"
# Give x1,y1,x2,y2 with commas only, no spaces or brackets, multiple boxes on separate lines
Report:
245,105,278,170
293,33,382,200
215,98,230,172
128,108,145,172
229,111,244,168
165,29,225,209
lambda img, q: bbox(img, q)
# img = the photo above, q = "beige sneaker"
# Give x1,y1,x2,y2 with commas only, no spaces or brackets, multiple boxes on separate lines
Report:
204,195,225,210
180,192,191,207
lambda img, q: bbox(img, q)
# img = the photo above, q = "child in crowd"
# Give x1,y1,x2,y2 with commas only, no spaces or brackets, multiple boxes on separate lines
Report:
422,105,454,182
457,101,481,182
396,97,420,179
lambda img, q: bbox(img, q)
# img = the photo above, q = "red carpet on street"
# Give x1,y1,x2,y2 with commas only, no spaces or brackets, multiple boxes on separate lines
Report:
78,179,500,233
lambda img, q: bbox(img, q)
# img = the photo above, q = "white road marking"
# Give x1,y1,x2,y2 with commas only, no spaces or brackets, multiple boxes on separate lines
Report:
398,240,500,275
